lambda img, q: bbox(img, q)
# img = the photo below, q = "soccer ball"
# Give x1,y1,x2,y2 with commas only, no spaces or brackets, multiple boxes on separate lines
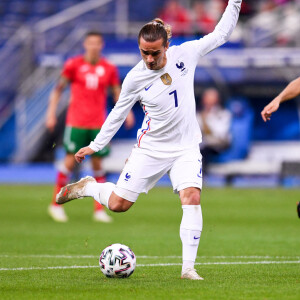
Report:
99,243,136,278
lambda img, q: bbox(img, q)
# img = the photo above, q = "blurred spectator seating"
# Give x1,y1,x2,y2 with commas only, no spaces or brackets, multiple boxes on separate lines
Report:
197,93,254,168
158,0,191,36
196,88,232,172
191,2,217,35
216,97,254,163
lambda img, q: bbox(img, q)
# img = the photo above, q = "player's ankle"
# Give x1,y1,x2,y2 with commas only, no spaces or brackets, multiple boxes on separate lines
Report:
85,182,98,198
182,260,194,273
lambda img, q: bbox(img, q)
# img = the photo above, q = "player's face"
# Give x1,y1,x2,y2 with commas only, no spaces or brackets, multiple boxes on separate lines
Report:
202,89,220,110
83,35,103,57
139,38,169,70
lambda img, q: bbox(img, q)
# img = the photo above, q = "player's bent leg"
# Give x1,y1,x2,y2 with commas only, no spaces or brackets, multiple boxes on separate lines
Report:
179,187,204,280
56,177,137,212
91,156,113,222
107,192,134,212
85,181,135,212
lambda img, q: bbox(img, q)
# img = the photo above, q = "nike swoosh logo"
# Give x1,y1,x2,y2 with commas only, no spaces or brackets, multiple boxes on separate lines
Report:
145,84,153,91
194,236,200,240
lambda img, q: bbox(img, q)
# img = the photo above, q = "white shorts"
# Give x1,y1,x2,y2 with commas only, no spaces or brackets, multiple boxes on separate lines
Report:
114,146,203,202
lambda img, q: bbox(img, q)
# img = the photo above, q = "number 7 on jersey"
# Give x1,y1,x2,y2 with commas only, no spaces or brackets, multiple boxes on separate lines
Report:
169,90,178,108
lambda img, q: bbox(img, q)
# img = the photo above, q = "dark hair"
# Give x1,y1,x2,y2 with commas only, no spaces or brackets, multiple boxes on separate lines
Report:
84,30,103,40
138,18,172,46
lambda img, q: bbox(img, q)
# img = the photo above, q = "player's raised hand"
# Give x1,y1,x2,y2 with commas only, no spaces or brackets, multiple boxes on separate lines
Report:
261,98,280,122
75,146,95,163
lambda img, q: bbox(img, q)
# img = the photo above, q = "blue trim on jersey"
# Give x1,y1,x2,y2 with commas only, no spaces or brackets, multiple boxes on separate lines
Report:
137,115,151,142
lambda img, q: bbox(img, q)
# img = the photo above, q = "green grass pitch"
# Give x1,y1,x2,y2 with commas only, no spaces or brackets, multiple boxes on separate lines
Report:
0,185,299,299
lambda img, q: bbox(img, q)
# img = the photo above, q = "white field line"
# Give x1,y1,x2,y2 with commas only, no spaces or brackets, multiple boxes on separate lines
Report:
139,255,300,259
0,260,300,271
139,260,300,267
0,254,299,259
0,265,98,271
0,254,97,259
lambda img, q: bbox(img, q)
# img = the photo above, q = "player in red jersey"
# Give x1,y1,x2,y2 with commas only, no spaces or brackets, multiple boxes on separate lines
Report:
46,31,135,222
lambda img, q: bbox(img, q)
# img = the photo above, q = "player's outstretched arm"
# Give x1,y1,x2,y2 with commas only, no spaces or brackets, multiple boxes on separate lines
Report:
196,0,242,57
261,98,280,122
88,74,139,153
111,84,135,129
261,76,300,122
45,76,69,132
75,146,95,163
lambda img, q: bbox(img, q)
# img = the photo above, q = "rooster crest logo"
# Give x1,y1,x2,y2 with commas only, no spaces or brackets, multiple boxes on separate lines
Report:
124,173,131,181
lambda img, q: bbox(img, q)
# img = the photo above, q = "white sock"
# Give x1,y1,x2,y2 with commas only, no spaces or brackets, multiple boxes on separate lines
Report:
93,169,106,177
85,182,115,209
57,163,71,175
180,205,203,273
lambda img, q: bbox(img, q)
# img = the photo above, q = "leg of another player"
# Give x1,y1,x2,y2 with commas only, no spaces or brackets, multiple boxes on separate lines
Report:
91,156,113,222
179,187,204,280
49,153,75,222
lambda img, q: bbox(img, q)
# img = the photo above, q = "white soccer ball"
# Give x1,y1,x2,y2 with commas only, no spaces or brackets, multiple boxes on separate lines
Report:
99,243,136,278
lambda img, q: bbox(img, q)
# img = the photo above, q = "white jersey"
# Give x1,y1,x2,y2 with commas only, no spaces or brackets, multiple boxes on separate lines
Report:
89,0,241,157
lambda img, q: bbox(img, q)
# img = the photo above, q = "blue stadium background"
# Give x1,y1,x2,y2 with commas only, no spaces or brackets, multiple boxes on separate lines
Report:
0,0,299,186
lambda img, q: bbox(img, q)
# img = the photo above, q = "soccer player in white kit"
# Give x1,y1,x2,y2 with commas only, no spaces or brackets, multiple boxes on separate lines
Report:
57,0,242,280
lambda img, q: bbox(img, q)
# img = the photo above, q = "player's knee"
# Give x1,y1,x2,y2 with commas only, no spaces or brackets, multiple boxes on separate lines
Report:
108,197,132,212
180,187,201,205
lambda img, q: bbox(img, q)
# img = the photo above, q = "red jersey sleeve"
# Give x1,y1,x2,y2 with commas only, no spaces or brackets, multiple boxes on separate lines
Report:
108,64,120,87
62,58,76,82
